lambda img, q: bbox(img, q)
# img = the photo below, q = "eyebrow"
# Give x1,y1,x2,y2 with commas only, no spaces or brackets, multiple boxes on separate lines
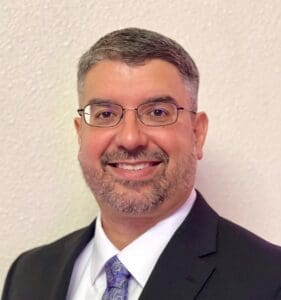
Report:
86,98,114,105
144,96,178,105
85,95,178,106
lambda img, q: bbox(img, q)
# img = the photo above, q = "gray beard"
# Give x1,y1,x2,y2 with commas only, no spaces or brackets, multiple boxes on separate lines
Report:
79,148,196,215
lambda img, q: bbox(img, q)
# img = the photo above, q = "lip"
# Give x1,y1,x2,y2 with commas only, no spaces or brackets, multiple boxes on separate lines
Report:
106,160,162,180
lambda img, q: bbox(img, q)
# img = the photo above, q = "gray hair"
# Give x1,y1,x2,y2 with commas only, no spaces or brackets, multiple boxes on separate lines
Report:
77,28,199,111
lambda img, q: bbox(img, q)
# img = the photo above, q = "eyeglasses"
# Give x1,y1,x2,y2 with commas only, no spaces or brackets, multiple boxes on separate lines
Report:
77,101,196,127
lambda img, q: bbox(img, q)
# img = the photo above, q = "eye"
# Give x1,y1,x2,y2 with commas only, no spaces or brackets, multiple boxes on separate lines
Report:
150,108,168,117
95,110,114,119
144,103,172,118
93,105,119,120
139,102,175,125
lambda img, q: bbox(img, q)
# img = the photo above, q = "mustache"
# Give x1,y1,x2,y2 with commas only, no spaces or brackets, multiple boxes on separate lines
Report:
101,149,169,165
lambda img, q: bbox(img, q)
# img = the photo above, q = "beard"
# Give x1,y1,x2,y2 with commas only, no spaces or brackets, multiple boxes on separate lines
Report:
79,147,197,215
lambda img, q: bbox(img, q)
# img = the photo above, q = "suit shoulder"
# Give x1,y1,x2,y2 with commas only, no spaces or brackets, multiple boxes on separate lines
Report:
2,223,95,299
217,216,281,265
212,217,281,296
12,221,95,268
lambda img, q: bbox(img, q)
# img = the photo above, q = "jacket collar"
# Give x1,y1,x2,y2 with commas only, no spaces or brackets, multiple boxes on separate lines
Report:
49,221,96,300
139,191,218,299
49,191,218,300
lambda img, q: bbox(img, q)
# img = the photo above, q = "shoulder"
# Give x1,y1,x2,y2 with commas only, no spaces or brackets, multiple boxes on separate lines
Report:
218,216,281,256
2,221,96,299
193,194,281,297
216,216,281,280
16,221,96,264
195,191,281,260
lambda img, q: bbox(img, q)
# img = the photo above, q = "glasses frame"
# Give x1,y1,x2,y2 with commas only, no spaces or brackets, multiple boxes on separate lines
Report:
77,102,196,128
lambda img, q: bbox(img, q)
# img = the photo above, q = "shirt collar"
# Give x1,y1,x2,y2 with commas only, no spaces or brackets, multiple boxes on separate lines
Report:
91,189,196,287
91,213,119,283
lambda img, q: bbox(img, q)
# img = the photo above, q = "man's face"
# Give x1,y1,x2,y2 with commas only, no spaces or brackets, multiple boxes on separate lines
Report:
75,59,208,220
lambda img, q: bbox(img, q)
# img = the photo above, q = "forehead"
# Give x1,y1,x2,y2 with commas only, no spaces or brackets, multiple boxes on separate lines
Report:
81,59,191,107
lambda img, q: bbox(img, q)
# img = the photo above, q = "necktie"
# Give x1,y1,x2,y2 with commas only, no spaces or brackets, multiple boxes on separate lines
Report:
102,255,131,300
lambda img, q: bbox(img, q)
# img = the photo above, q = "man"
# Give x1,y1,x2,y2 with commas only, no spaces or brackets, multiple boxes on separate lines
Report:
2,28,281,300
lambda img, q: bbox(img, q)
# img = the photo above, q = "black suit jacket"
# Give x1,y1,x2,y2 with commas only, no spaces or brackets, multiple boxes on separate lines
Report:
2,192,281,300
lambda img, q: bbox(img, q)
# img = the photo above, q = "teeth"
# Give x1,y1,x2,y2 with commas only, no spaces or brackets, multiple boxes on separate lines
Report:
117,163,150,170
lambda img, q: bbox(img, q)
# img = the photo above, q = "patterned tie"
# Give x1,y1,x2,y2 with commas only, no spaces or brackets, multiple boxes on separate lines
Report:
102,255,131,300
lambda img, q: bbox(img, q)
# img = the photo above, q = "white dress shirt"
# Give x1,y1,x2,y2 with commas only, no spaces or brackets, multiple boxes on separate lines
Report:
67,189,196,300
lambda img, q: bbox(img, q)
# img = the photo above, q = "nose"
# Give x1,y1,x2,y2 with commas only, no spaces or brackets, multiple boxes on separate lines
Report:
114,110,149,152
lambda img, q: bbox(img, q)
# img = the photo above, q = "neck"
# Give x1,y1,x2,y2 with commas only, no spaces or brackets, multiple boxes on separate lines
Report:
100,198,189,249
101,213,162,250
99,188,194,249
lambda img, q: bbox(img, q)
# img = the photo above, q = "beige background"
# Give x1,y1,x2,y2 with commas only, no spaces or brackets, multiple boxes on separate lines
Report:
1,0,280,291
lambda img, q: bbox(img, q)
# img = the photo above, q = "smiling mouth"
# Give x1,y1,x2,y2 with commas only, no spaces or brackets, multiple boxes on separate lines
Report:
108,161,161,170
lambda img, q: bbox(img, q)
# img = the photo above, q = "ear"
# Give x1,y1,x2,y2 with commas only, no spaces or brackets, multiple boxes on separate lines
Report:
74,117,82,145
193,112,208,160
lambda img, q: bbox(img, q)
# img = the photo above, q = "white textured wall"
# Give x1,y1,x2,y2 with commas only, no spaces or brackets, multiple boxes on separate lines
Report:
1,0,280,291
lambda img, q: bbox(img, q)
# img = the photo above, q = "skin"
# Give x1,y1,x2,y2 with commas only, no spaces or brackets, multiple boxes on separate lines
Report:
75,59,208,249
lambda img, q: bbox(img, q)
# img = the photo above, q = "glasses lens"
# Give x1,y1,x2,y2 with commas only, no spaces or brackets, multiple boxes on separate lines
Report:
138,102,177,126
84,103,122,127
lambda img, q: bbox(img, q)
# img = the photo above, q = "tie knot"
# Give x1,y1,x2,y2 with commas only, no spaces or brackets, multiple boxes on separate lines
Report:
104,256,131,289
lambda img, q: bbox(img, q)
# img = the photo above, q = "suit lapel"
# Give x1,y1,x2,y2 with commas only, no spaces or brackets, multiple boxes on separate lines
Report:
47,221,96,300
139,192,218,300
38,192,217,300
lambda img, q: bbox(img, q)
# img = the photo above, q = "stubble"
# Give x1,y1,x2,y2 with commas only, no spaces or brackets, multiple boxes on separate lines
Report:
79,148,197,215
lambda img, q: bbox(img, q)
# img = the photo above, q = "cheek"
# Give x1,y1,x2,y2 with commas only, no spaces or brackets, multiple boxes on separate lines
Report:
153,126,195,158
78,131,111,162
